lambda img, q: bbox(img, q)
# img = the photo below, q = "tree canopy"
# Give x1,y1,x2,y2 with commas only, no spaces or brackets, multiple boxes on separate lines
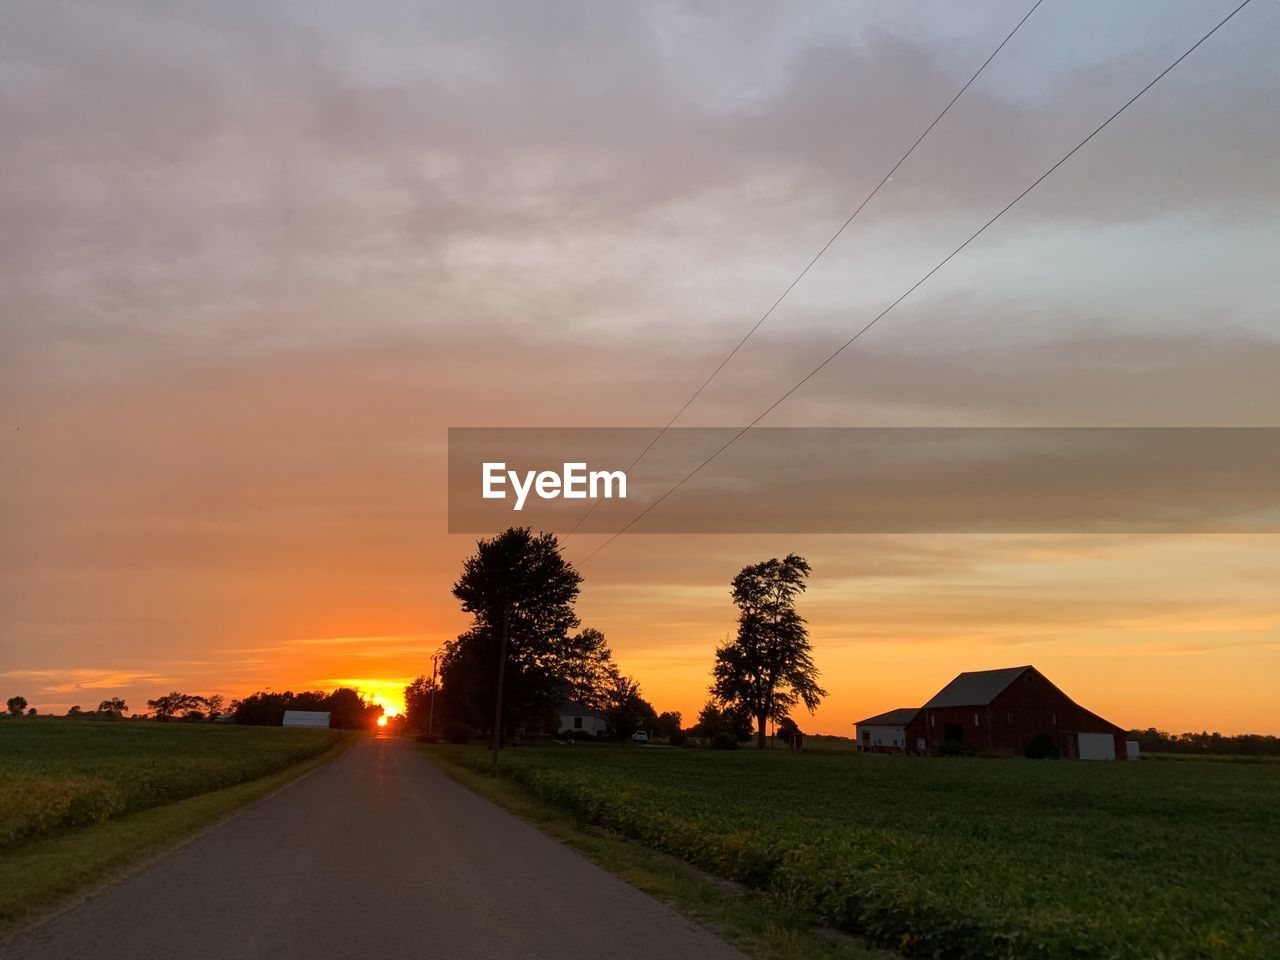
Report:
441,527,618,741
711,554,826,749
97,697,128,716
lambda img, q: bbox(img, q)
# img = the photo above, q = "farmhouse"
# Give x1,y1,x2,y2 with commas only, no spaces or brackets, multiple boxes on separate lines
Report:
557,700,607,737
853,708,917,753
903,665,1127,759
282,710,331,729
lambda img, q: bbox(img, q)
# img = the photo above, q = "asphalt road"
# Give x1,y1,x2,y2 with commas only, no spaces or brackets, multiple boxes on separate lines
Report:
2,737,746,960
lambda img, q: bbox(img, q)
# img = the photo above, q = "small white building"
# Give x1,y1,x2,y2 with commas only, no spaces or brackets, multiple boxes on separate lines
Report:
557,701,607,737
282,710,331,729
854,708,918,753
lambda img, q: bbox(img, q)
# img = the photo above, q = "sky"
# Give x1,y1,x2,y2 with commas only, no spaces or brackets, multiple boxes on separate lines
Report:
2,0,1278,734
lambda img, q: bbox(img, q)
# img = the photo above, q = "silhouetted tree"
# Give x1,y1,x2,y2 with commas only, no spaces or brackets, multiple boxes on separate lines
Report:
442,528,584,742
203,694,225,720
233,691,293,726
652,710,683,740
327,687,382,729
712,554,826,749
775,715,802,748
288,690,329,712
691,701,754,741
560,627,621,711
97,697,128,717
147,692,205,721
404,675,437,732
6,696,27,717
604,675,656,744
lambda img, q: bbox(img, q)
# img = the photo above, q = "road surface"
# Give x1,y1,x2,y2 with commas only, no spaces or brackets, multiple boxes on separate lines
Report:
2,737,746,960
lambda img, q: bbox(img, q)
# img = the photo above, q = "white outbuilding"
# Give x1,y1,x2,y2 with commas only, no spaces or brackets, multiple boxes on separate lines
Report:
282,710,331,729
854,708,919,753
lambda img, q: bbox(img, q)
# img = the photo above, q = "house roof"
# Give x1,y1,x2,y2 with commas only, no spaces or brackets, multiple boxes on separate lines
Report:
558,700,605,719
923,666,1033,708
854,708,919,727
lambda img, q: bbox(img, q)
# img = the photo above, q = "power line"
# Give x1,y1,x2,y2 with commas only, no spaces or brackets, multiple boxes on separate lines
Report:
565,0,1046,536
577,0,1254,566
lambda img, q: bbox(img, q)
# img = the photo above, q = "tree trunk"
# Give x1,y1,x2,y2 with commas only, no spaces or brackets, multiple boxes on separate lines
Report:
756,713,767,749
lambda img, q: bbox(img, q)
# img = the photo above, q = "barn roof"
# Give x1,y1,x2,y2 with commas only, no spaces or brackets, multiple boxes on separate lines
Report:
923,666,1033,708
854,708,919,726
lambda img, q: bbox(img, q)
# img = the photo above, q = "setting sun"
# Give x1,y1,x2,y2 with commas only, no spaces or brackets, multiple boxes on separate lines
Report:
376,715,388,728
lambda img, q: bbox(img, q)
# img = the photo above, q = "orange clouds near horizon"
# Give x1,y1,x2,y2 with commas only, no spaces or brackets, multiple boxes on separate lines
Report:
3,4,1278,739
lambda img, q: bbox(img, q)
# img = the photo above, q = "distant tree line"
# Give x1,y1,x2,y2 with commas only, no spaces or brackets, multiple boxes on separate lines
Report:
232,688,382,729
1127,727,1280,757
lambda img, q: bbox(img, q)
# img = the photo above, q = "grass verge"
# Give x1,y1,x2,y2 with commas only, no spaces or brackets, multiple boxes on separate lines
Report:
422,745,893,960
0,734,354,936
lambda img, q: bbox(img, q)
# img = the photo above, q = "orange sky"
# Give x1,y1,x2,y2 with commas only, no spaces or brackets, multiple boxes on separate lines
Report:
2,2,1279,735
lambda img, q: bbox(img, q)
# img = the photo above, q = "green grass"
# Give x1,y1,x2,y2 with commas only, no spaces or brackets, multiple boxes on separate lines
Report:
436,744,1279,960
0,718,348,850
424,745,893,960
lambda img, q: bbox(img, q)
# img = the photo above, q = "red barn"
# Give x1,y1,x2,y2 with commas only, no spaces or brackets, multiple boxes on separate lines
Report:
903,665,1127,759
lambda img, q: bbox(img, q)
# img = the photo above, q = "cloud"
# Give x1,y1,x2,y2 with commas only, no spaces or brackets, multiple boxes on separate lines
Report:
2,0,1278,734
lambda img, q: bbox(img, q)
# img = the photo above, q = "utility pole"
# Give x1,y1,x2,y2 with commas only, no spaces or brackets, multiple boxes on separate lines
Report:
490,604,510,775
426,652,439,737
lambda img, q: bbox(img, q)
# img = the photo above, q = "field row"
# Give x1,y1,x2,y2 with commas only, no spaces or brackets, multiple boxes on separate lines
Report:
0,720,345,850
447,745,1279,960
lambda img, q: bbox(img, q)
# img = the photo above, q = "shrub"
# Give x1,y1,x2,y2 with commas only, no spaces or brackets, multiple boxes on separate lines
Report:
1024,734,1061,760
442,721,474,745
415,733,440,744
710,732,739,751
668,732,688,747
553,728,595,741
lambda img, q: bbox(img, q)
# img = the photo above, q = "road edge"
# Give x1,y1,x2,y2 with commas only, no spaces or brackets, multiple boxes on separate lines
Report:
418,744,892,960
0,732,358,940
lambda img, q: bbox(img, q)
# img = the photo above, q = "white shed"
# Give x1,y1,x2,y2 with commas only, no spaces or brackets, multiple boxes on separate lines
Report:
854,708,919,753
558,701,607,737
283,710,331,729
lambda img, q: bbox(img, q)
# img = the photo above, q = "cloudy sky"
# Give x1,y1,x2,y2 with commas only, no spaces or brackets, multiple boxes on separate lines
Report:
3,0,1278,732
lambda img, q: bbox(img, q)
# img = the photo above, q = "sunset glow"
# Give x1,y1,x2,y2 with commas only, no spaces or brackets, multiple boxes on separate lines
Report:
3,2,1278,739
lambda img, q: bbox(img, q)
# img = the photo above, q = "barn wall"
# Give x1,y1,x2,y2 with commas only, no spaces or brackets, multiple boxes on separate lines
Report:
906,669,1126,758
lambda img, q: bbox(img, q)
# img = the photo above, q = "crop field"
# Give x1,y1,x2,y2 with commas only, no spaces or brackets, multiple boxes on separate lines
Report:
446,745,1279,960
0,719,345,851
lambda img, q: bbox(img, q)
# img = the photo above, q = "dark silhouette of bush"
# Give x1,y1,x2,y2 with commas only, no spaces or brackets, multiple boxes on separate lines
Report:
934,739,976,758
710,731,739,751
442,721,474,744
415,733,440,744
1024,734,1061,759
668,731,688,747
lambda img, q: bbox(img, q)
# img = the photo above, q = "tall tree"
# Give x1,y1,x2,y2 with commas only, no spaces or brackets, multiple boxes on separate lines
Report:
97,697,128,717
445,527,583,743
6,696,28,717
711,554,826,749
